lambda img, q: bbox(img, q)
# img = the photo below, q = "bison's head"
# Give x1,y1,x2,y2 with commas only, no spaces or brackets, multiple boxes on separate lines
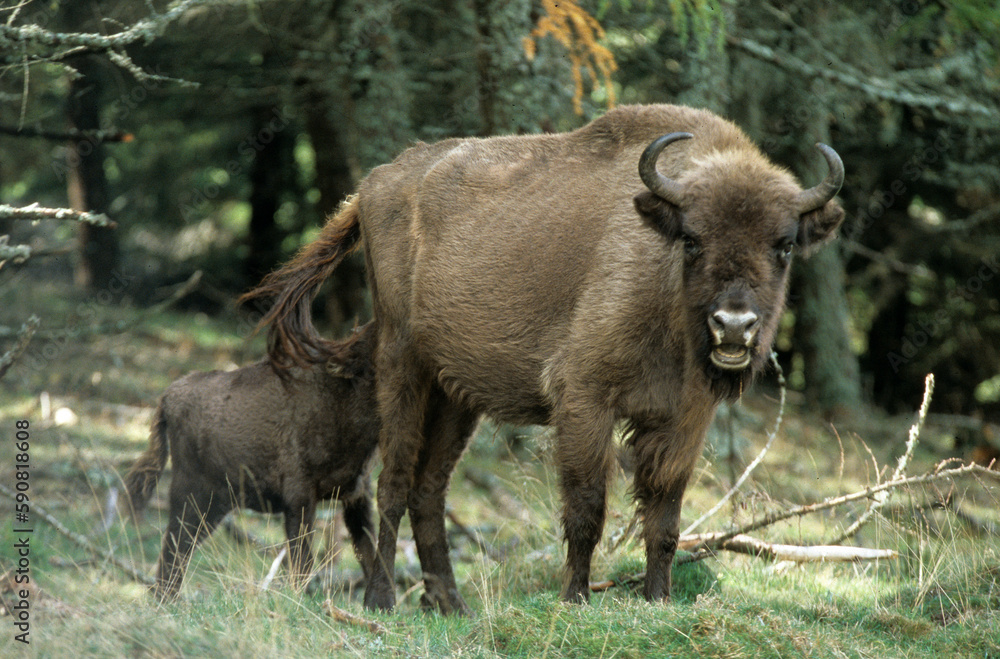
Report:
633,132,844,398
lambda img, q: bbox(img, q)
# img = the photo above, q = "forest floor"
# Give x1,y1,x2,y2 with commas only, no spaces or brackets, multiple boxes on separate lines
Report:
1,278,998,658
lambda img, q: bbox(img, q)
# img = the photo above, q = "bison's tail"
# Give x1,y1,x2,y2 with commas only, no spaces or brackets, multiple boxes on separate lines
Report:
239,194,362,370
123,401,170,516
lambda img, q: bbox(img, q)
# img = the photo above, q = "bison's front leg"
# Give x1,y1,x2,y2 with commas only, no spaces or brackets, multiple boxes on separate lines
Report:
555,404,616,603
630,421,704,602
636,480,687,601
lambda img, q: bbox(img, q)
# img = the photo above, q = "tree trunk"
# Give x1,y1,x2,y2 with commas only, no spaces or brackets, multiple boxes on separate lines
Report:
473,0,498,136
794,245,863,418
304,93,369,330
787,69,862,420
245,104,294,283
67,56,118,291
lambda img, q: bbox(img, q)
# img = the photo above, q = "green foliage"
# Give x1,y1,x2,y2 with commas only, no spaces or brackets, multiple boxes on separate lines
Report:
665,0,728,53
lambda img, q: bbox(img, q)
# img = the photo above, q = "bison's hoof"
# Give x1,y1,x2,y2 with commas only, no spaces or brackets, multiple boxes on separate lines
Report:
363,586,396,612
419,590,472,616
560,587,591,605
150,585,180,604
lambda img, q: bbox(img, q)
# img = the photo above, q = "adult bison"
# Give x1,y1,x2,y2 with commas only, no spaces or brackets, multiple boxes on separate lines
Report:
243,104,845,614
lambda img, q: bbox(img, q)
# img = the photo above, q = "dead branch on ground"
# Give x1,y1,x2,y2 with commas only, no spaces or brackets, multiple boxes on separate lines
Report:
258,547,288,592
321,600,388,635
464,466,532,523
681,460,998,562
446,508,507,562
829,373,934,544
678,533,897,562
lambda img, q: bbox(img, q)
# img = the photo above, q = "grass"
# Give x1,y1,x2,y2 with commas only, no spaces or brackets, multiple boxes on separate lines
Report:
1,279,999,658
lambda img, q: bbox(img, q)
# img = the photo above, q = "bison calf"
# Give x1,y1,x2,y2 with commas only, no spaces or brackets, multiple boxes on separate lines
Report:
123,323,378,601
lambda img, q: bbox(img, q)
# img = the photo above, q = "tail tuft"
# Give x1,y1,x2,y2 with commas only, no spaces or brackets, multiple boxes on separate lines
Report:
239,195,362,370
123,401,170,516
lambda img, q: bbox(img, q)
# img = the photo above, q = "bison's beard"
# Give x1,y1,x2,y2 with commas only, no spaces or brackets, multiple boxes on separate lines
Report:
696,334,763,401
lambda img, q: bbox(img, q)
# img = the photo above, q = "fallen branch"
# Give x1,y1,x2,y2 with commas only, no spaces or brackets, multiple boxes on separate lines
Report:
446,509,506,562
0,482,154,586
830,373,934,544
0,202,114,226
682,352,786,536
590,533,898,592
321,600,387,635
685,461,998,559
678,533,897,562
464,466,532,524
0,314,39,380
259,547,288,592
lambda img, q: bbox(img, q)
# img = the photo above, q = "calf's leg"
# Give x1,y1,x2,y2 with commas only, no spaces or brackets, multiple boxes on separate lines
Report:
155,478,230,601
343,486,376,581
407,389,477,615
284,500,317,588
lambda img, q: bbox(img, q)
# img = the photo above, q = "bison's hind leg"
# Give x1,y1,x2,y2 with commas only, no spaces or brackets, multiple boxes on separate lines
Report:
407,389,477,615
364,338,435,613
154,479,231,601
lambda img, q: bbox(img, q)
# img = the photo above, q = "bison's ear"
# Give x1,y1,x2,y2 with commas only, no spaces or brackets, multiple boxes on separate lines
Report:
634,191,683,240
797,200,845,252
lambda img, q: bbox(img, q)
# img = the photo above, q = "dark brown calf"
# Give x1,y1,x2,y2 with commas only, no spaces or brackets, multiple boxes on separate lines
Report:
123,323,378,601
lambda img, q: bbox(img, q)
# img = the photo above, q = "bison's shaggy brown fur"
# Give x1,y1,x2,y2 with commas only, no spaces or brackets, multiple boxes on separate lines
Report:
243,104,845,613
123,323,378,601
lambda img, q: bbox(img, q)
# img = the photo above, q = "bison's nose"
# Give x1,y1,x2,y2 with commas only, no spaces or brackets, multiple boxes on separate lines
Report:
709,309,760,347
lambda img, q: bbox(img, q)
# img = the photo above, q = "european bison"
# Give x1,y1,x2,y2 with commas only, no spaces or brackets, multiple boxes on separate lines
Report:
243,104,845,613
123,323,378,601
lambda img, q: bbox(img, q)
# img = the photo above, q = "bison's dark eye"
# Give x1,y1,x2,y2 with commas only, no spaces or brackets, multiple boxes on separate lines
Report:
776,240,794,266
682,234,701,259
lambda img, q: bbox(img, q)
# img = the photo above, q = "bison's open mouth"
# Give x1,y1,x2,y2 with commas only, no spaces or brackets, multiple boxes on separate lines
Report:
710,344,751,370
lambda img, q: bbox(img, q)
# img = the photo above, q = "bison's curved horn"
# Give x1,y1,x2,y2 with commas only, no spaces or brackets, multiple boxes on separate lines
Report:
796,143,844,215
639,132,693,206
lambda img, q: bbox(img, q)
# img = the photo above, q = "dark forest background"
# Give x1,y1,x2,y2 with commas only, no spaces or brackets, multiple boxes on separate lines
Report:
2,0,1000,440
